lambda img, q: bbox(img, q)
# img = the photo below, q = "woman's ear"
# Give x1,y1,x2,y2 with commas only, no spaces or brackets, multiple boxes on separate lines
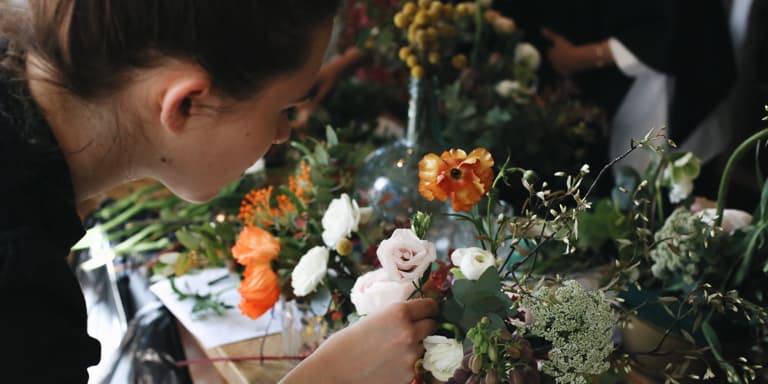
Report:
159,76,210,133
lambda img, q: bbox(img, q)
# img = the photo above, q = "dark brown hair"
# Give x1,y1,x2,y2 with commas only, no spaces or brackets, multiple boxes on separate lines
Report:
24,0,341,100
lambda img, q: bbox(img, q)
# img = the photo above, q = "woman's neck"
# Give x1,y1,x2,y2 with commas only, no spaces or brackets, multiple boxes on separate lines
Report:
25,55,146,202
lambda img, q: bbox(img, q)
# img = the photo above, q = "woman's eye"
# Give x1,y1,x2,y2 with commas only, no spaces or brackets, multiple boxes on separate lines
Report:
282,106,297,119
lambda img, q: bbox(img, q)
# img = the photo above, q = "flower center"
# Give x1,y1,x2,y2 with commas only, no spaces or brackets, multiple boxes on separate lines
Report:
450,168,462,180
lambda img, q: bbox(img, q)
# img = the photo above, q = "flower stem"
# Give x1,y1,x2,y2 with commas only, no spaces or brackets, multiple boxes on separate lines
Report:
715,127,768,227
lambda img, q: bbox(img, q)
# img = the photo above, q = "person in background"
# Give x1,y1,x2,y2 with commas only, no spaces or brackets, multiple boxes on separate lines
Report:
494,0,736,182
0,1,436,383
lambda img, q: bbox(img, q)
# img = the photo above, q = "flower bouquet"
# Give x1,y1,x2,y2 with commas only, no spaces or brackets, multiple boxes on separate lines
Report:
344,112,768,383
230,130,383,329
347,143,629,383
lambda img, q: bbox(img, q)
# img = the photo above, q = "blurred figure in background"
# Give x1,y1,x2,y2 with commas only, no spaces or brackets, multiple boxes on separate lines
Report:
494,0,737,192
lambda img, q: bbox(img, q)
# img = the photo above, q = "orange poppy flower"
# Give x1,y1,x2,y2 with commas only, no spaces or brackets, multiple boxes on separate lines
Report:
238,264,281,319
231,226,281,266
418,148,494,212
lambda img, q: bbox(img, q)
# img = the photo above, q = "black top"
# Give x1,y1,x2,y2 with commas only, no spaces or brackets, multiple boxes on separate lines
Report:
0,37,100,382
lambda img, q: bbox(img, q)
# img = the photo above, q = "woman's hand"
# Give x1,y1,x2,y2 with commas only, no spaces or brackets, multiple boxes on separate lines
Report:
281,298,438,384
542,28,612,76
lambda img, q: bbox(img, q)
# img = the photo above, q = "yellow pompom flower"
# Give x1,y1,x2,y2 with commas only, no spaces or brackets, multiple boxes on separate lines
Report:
455,3,468,17
399,46,412,61
402,2,417,16
418,0,432,9
335,238,354,257
415,29,427,47
414,10,429,26
428,51,440,64
406,54,419,68
451,54,468,69
425,27,438,42
411,65,425,79
394,12,408,28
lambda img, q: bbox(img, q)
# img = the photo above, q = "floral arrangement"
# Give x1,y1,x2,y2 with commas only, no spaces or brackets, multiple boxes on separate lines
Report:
344,114,768,383
347,142,625,383
230,129,381,325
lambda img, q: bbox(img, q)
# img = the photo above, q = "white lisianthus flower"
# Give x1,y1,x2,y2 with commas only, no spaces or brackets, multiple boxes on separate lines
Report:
514,42,541,70
451,247,495,280
495,79,521,98
350,269,414,316
668,178,694,204
321,193,362,248
377,228,437,283
422,335,464,382
663,152,701,204
291,246,329,297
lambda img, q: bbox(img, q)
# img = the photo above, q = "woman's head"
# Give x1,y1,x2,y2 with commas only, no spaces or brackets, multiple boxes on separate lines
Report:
23,0,340,202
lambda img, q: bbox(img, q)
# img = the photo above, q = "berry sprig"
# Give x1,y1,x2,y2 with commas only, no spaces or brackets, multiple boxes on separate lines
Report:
393,0,475,78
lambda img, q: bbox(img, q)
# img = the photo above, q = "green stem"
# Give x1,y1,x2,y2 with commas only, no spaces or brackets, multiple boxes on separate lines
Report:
715,127,768,227
654,172,665,223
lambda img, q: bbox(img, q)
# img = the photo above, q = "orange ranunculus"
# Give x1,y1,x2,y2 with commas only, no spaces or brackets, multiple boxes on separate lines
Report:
418,148,494,212
231,226,281,266
238,264,281,319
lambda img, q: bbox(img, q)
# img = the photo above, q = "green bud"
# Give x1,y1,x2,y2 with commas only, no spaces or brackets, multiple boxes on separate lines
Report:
469,354,483,374
480,316,490,326
411,211,432,239
522,170,538,189
488,346,498,362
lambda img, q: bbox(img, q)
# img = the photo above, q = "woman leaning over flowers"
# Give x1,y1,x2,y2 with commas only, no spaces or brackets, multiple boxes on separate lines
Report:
0,1,437,383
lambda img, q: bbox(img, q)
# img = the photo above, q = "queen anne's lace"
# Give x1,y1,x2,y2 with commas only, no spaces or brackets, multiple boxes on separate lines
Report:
521,281,615,384
650,208,713,285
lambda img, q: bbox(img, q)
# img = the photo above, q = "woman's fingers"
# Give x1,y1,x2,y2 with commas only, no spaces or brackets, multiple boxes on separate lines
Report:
404,298,438,321
413,318,437,341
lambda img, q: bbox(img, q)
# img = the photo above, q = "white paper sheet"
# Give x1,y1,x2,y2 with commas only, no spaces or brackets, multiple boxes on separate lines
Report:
150,268,282,349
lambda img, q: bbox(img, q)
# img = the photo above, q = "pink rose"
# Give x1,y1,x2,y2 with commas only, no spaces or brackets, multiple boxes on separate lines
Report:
377,228,437,283
350,269,415,316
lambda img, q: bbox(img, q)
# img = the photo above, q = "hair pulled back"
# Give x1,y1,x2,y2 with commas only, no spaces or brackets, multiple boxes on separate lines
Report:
25,0,341,99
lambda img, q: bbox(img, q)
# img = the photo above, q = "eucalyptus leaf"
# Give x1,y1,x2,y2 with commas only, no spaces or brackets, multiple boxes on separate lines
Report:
310,285,332,316
314,144,330,166
325,125,339,147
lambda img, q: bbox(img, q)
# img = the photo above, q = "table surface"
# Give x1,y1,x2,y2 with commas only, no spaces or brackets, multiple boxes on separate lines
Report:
205,334,295,384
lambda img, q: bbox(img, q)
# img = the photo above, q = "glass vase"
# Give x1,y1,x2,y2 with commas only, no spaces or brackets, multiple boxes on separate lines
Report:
355,76,472,255
280,299,327,360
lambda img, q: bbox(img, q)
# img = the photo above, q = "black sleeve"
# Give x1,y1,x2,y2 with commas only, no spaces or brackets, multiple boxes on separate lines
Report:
0,228,100,383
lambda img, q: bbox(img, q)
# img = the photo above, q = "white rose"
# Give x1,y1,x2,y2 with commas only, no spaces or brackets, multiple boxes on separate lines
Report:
514,42,541,70
321,193,362,248
422,335,464,382
664,152,701,204
291,246,329,297
350,269,414,316
495,79,521,98
697,208,753,234
377,228,437,283
451,247,495,280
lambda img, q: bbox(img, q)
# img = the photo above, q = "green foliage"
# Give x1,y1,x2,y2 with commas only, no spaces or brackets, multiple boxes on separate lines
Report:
441,268,513,333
